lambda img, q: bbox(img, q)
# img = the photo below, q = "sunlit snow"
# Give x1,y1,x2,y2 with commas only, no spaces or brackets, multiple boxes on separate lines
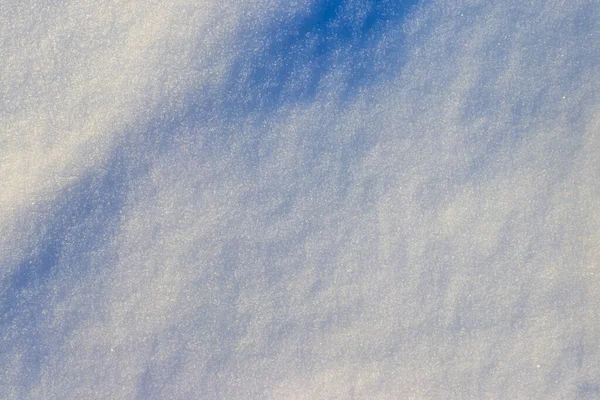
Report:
1,0,599,398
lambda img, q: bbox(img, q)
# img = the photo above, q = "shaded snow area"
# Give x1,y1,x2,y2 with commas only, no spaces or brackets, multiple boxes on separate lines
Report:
1,0,599,398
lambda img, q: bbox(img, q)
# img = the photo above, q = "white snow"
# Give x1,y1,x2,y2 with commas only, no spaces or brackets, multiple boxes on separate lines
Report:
1,0,599,398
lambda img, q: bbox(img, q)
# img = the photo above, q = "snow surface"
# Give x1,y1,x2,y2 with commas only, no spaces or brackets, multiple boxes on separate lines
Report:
1,0,599,398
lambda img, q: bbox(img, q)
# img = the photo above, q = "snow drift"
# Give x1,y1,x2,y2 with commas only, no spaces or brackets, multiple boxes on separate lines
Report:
1,0,599,398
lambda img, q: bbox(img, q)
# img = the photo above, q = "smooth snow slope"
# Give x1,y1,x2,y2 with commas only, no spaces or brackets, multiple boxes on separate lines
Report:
1,0,599,398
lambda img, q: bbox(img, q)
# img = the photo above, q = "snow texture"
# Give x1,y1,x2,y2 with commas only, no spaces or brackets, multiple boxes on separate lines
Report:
1,0,599,398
